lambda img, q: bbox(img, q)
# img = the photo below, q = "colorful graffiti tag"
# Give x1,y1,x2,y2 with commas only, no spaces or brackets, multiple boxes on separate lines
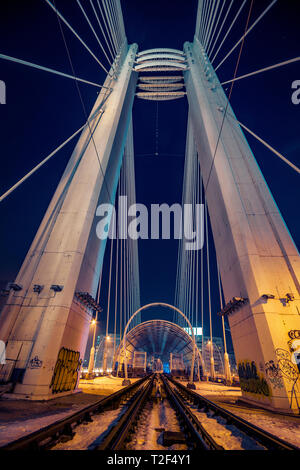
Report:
50,347,82,394
275,348,299,410
238,361,270,396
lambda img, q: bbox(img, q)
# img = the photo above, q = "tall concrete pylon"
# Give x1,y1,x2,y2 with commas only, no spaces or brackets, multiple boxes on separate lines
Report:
184,37,300,413
0,43,138,399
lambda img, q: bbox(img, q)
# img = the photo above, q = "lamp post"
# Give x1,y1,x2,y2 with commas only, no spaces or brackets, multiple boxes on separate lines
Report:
102,335,110,374
208,340,216,382
222,316,232,385
87,312,97,378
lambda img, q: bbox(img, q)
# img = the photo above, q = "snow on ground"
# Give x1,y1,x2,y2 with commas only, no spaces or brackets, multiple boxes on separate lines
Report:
179,379,242,398
0,376,135,447
127,398,187,451
52,408,122,450
0,408,89,447
190,405,264,450
219,404,300,449
179,379,300,449
53,378,145,450
79,375,139,396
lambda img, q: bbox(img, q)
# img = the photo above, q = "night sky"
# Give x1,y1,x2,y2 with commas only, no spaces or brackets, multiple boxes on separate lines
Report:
0,0,299,349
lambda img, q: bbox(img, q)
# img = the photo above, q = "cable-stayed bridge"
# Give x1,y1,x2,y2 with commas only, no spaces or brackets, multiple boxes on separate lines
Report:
0,0,299,420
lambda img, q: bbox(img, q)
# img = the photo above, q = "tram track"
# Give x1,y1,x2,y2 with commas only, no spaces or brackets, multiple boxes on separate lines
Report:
0,375,151,450
166,376,300,451
1,373,299,451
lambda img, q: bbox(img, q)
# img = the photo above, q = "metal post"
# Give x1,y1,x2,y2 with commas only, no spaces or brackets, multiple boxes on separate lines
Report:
87,312,98,377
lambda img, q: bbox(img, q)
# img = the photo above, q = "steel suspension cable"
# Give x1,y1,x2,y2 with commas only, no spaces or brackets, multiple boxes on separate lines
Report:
207,0,234,59
0,106,105,203
45,0,110,75
105,217,115,339
113,187,120,366
205,0,254,194
0,54,110,88
90,0,115,61
221,57,300,85
97,0,117,56
205,201,213,359
76,0,113,67
199,0,208,44
233,118,300,175
102,0,119,52
195,0,204,40
200,174,204,368
110,0,123,47
206,0,226,55
215,0,278,71
54,5,116,209
202,0,214,48
108,0,121,47
211,0,248,64
217,263,228,356
204,0,221,51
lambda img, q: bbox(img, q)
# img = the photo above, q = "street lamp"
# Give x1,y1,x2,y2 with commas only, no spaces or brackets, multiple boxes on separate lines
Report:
87,312,98,378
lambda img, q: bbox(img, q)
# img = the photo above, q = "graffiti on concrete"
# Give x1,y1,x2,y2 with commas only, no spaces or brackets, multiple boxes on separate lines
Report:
275,348,299,410
287,331,300,373
29,356,43,369
265,360,284,389
238,361,270,396
288,330,300,340
50,347,82,394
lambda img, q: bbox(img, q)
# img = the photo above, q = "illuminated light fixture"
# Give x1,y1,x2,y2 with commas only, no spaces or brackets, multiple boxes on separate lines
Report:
50,284,63,292
262,294,275,300
217,297,249,317
139,76,183,84
136,91,186,101
33,284,44,294
134,61,187,72
91,319,96,325
8,283,23,291
136,53,186,64
137,48,185,57
75,291,103,313
106,335,110,340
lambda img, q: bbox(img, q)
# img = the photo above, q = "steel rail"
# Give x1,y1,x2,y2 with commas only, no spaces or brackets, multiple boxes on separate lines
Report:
161,375,223,450
0,375,151,450
167,376,300,451
96,374,155,450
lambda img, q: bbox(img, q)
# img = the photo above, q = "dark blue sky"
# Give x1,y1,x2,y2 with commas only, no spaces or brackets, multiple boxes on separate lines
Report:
0,0,299,346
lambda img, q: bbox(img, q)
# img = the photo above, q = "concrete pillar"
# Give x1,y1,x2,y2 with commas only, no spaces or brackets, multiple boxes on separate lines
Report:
0,43,138,399
184,38,300,413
